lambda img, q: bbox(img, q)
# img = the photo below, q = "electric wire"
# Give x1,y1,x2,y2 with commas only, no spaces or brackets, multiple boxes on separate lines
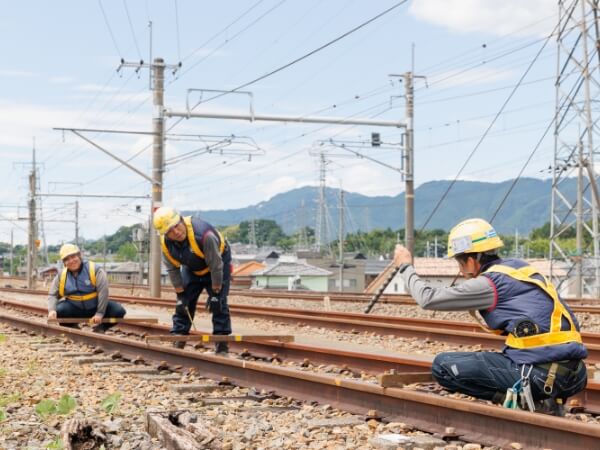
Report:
173,0,182,61
123,0,143,60
194,0,409,106
419,21,558,232
98,0,124,58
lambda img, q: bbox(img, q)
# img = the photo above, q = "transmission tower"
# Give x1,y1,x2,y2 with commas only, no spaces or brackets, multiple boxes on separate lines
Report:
551,0,600,297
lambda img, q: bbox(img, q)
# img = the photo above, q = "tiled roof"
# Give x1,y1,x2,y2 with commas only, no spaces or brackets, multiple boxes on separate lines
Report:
233,261,266,276
253,261,332,277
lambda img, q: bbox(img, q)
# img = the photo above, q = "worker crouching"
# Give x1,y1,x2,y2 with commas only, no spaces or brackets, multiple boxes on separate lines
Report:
393,218,587,416
47,244,126,333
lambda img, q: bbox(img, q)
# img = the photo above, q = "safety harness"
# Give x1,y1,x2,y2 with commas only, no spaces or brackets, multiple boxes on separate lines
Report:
469,263,583,400
482,264,582,349
58,261,97,301
160,216,225,276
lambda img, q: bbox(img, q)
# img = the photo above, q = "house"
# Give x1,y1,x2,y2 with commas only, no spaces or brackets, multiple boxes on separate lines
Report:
252,261,332,291
232,261,266,288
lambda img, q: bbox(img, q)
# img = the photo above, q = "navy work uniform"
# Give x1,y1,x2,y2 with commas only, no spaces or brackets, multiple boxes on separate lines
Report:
48,260,126,332
161,216,232,341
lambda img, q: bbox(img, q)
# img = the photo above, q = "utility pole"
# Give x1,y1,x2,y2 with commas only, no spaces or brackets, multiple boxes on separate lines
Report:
403,72,415,261
315,153,328,253
338,188,344,293
149,58,166,297
9,229,13,276
75,200,79,247
27,147,38,289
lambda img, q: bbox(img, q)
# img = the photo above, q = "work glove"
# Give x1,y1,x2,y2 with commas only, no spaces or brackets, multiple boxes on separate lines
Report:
175,292,189,316
206,295,221,315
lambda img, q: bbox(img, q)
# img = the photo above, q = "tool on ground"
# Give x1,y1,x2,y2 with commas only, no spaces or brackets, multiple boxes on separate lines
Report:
146,334,294,343
52,318,158,324
364,264,402,314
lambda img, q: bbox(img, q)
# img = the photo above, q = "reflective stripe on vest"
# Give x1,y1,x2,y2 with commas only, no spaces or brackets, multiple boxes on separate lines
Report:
484,264,582,349
160,217,226,276
58,261,98,301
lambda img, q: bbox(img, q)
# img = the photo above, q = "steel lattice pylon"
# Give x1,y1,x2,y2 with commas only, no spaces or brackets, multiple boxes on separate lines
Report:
551,0,600,297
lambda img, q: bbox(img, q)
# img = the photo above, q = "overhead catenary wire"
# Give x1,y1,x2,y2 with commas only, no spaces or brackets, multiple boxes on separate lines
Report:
98,0,124,58
419,20,559,232
173,0,182,61
123,0,143,60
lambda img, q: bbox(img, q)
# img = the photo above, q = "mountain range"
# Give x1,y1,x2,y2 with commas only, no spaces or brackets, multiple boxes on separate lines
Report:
183,177,580,238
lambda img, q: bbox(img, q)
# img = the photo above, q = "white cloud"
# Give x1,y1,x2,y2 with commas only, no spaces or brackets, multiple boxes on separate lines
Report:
257,176,301,199
409,0,556,37
0,69,35,77
50,76,76,84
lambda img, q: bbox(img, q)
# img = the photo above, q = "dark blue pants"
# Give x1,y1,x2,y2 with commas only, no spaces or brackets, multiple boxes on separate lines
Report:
56,298,126,330
432,351,587,402
171,257,232,336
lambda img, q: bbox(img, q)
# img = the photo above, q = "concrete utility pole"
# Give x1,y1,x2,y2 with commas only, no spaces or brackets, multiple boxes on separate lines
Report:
27,147,38,289
338,188,344,293
75,200,79,247
149,58,166,297
9,229,13,276
403,72,415,260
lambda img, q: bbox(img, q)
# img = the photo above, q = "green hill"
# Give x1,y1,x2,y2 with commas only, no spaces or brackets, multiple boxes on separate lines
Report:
184,177,579,237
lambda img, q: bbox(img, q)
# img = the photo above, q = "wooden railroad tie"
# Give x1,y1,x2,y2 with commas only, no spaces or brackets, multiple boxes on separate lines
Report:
378,370,433,388
51,317,159,324
145,334,295,343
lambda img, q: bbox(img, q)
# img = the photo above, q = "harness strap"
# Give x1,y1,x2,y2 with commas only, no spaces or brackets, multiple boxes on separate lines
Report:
161,217,226,275
482,264,582,349
543,362,558,395
468,310,503,335
59,261,98,301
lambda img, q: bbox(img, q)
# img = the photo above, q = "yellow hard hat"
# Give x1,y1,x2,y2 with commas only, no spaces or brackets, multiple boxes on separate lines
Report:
153,206,181,235
59,243,80,261
447,218,503,258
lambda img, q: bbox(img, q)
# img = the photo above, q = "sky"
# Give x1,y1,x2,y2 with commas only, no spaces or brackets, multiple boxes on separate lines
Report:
0,0,563,245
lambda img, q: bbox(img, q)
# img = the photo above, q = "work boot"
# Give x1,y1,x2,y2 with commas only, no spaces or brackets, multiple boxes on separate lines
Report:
172,340,186,349
215,342,229,355
92,325,106,334
535,398,565,417
171,334,187,349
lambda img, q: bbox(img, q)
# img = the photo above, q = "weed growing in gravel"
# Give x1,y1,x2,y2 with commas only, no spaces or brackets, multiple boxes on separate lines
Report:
101,392,122,414
0,393,20,407
25,357,39,375
35,395,77,419
45,438,64,449
0,368,7,377
0,407,6,422
0,334,6,343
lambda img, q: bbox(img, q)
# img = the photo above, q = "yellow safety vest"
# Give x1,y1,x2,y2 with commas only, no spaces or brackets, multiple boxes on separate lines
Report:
58,261,98,301
478,264,583,349
160,216,225,276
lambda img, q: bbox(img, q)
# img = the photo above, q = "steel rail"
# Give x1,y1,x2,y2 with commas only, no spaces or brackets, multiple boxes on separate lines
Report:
1,313,599,450
2,297,600,414
4,287,600,361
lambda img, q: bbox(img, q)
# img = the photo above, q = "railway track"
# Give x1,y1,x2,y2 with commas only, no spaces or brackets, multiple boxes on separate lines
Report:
5,286,600,363
1,304,600,449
